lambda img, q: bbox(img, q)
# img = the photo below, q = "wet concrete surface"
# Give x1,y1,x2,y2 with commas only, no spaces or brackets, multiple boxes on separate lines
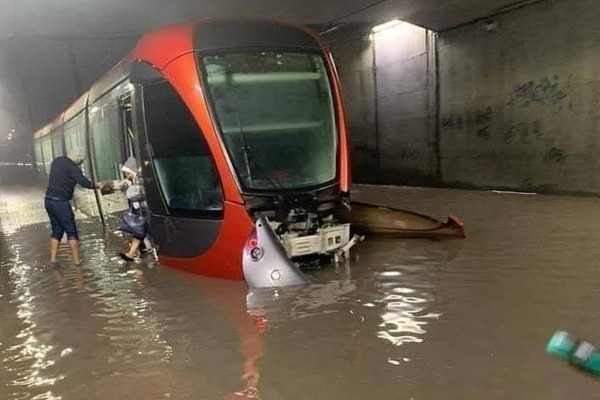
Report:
2,166,600,399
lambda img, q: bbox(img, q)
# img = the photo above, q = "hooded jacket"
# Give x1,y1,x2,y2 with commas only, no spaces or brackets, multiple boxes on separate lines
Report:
46,156,94,201
119,156,144,207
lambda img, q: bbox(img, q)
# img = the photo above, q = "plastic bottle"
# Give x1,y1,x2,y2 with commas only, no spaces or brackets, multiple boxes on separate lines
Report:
546,331,600,378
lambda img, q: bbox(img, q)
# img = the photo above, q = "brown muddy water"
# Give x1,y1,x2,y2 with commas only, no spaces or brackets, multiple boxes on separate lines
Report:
2,166,600,399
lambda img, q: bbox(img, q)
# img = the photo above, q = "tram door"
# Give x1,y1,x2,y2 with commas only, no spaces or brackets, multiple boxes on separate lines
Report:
131,62,224,259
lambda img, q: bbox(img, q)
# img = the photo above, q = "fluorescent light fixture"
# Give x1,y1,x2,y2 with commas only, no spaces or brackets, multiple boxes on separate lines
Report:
372,19,403,33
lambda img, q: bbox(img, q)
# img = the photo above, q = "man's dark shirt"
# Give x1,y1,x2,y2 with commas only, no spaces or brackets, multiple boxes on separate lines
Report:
45,156,94,201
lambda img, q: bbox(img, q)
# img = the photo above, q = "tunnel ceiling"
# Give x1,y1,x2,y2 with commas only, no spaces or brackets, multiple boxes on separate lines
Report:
0,0,526,148
1,0,528,38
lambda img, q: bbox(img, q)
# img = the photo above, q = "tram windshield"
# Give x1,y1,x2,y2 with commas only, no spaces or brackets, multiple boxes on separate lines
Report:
202,52,337,191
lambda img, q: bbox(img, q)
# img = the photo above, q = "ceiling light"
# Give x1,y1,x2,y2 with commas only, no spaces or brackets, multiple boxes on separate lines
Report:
372,19,403,33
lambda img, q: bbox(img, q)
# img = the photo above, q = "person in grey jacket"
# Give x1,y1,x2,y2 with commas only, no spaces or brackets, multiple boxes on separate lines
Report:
113,156,152,261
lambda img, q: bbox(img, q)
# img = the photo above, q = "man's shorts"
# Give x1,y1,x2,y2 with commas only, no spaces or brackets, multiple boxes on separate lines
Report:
45,197,79,240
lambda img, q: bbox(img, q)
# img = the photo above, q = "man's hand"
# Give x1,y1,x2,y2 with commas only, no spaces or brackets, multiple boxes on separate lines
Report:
95,182,102,190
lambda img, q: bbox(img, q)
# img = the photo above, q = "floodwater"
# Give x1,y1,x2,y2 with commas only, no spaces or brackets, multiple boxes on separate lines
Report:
2,166,600,400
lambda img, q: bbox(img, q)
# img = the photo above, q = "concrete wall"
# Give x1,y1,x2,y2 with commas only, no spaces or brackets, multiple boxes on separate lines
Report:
438,0,600,194
0,39,34,162
330,22,438,185
331,0,600,195
329,30,378,183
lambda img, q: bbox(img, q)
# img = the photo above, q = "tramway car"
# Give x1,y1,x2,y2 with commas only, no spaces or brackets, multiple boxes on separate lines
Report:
33,20,353,286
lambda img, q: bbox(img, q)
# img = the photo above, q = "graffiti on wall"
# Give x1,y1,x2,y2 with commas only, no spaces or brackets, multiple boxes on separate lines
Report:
504,120,542,145
441,106,567,165
396,147,420,159
507,75,572,114
440,73,575,166
544,147,566,163
441,106,493,141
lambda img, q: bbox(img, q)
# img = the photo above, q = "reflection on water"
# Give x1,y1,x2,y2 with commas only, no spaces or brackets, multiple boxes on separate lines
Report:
374,267,439,347
3,169,600,399
3,249,64,400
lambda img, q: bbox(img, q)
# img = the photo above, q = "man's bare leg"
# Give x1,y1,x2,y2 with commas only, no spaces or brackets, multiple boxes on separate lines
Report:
67,239,81,265
126,238,142,259
50,238,60,263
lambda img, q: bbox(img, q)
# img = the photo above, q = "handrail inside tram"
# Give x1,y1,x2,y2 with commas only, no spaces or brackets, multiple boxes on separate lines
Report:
221,121,324,134
206,72,322,85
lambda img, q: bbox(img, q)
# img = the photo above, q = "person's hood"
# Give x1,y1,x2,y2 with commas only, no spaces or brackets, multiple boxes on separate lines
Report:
67,147,85,164
121,156,138,176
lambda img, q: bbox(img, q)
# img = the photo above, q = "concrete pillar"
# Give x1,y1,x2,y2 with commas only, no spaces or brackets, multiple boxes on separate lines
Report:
329,21,437,185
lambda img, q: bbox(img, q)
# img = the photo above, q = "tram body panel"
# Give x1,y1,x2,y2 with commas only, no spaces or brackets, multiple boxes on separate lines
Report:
160,53,243,204
159,201,254,280
323,49,351,194
149,214,222,258
132,54,252,278
133,22,196,70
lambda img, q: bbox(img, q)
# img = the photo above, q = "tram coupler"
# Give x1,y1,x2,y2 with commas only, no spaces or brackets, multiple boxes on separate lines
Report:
333,234,364,263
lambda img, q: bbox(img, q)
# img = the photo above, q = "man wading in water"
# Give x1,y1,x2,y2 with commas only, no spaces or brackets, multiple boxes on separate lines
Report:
44,148,101,265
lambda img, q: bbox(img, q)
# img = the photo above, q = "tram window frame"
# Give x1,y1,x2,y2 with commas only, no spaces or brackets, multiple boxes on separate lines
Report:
198,48,340,194
51,128,64,159
64,112,91,175
41,135,54,174
142,78,224,219
34,140,44,172
89,88,126,182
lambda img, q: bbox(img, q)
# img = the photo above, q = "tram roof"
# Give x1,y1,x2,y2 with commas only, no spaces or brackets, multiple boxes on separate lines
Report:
38,20,323,137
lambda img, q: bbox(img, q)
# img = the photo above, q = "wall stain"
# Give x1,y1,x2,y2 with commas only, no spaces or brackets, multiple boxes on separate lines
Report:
504,121,542,145
442,106,550,153
508,75,571,114
441,118,451,128
474,107,493,125
477,126,490,140
544,146,566,163
397,148,420,159
442,106,492,141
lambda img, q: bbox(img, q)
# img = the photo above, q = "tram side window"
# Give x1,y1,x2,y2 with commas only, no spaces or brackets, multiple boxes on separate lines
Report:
90,91,125,181
34,141,44,172
41,136,54,174
52,130,64,158
64,113,91,175
144,80,223,213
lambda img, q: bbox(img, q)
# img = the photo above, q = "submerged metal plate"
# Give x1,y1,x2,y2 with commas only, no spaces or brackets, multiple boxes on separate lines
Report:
243,217,310,288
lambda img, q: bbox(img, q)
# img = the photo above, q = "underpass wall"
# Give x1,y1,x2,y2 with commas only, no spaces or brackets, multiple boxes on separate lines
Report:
438,0,600,194
329,22,438,186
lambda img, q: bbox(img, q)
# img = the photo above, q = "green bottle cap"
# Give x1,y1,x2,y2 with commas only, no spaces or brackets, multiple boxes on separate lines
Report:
547,331,575,361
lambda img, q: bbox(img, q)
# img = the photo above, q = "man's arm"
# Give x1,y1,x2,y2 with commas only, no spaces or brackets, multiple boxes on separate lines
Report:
100,179,128,195
69,163,97,189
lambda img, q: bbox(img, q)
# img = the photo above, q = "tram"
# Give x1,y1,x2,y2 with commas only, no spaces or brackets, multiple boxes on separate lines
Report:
33,20,353,286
